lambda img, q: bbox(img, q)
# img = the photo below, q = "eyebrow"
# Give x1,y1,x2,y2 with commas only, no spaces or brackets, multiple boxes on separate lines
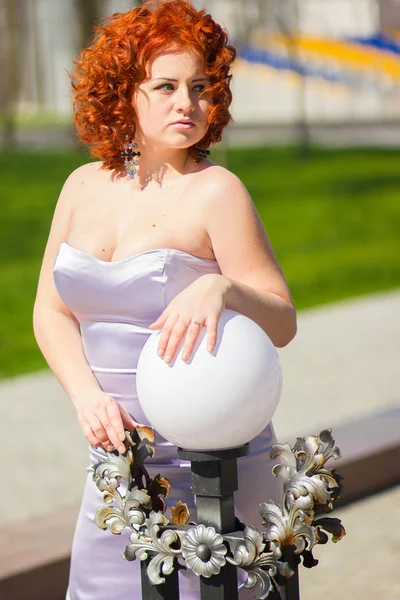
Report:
152,77,209,82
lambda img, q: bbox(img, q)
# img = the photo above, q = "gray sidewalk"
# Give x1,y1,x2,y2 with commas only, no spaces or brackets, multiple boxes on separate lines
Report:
1,289,400,598
274,288,400,440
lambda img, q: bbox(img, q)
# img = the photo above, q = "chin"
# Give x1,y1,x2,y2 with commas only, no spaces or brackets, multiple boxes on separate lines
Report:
165,137,199,150
171,132,206,147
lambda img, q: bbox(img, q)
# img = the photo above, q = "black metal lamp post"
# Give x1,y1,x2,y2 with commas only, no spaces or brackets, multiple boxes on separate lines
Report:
177,445,249,600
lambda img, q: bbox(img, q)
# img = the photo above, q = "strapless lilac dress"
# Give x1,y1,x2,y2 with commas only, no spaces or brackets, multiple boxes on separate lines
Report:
53,241,281,600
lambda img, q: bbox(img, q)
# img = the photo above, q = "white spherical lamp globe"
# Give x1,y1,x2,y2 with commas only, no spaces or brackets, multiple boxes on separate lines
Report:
137,309,282,451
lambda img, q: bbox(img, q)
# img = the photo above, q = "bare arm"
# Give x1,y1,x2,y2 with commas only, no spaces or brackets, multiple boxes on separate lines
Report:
202,167,297,347
149,167,297,364
33,164,135,453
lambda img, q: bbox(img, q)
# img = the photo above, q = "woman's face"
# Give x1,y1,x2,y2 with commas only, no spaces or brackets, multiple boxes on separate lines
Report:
133,49,211,150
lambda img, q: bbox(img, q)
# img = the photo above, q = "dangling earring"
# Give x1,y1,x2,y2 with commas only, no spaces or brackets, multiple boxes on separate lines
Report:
121,135,141,179
192,147,210,163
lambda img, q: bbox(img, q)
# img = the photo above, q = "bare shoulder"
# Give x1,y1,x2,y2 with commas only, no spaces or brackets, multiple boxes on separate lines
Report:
69,160,105,176
195,163,255,230
195,163,294,306
57,161,109,210
42,161,108,256
198,163,248,202
62,160,107,189
196,162,259,232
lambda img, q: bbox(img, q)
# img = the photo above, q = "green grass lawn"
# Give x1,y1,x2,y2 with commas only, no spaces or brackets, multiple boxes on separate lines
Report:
1,146,399,380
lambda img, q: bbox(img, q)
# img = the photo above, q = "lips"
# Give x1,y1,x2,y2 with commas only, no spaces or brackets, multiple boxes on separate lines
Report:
171,120,195,126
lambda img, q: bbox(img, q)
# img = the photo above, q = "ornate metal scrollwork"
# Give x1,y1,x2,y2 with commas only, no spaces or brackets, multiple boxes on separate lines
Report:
235,429,346,596
93,426,185,585
93,427,345,598
260,430,345,565
226,525,294,599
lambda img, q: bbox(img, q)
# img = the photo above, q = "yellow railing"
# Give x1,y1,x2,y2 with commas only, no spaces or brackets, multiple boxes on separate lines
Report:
251,31,400,82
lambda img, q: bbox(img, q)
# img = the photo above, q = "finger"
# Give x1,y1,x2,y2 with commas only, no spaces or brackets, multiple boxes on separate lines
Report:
149,311,167,330
163,318,188,363
87,414,112,448
79,414,113,451
205,317,218,352
181,320,204,360
120,405,137,430
81,420,103,448
156,315,179,358
101,405,127,453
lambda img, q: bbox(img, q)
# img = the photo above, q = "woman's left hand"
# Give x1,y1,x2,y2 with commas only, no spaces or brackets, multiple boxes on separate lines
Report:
148,273,229,363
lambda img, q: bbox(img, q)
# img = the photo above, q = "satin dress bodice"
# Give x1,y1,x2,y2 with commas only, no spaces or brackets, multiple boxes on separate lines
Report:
53,241,222,427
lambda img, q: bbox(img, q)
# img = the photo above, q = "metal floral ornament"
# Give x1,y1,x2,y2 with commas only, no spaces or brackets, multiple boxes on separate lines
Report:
181,524,227,577
92,427,345,598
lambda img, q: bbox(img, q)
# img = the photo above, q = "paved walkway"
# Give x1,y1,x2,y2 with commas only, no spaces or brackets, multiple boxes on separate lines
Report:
274,288,400,441
1,289,399,597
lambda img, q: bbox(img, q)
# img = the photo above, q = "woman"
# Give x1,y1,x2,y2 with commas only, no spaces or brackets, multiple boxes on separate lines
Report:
33,0,297,598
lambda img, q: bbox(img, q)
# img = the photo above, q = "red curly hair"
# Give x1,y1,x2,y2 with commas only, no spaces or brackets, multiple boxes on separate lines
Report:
71,0,236,173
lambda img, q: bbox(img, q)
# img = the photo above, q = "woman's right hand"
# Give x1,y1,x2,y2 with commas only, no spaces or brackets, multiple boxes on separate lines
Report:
72,389,137,454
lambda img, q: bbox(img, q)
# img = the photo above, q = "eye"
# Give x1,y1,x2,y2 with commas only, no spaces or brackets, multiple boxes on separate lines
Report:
155,83,175,91
155,83,208,93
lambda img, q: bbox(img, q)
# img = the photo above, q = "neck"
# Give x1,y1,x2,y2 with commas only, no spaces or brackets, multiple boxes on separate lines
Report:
133,142,193,189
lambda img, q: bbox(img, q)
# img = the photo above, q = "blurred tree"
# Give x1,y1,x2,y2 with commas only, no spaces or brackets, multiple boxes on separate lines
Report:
75,0,103,49
0,0,21,148
233,0,274,48
74,1,143,51
275,0,310,158
233,0,309,157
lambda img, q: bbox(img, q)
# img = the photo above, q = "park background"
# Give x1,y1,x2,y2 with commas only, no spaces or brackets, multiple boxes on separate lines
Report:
0,1,399,599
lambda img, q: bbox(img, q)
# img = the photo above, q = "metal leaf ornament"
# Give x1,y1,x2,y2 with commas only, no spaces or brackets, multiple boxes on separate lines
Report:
124,511,184,585
260,429,346,566
93,425,166,534
227,526,293,599
171,500,190,525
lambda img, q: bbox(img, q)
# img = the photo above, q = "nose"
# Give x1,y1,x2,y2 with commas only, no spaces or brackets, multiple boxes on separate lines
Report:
176,86,195,114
